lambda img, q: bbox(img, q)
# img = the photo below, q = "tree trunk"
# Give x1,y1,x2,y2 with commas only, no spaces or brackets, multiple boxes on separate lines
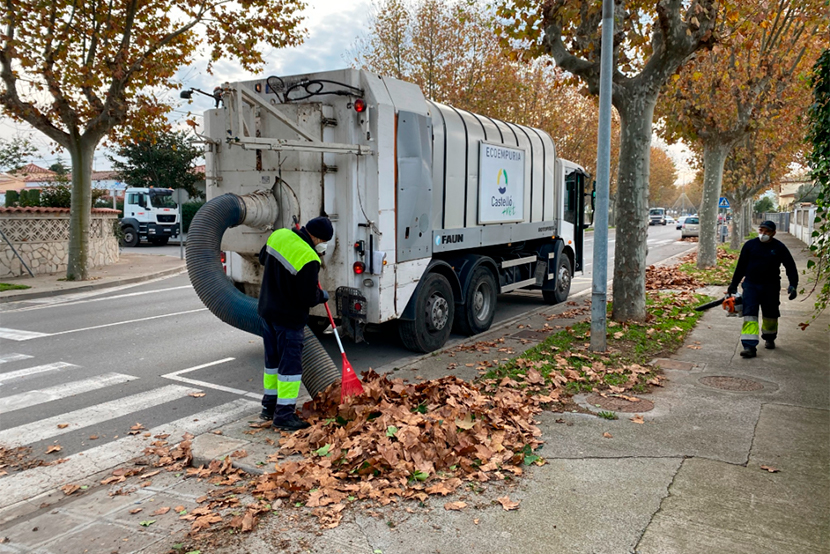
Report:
66,138,95,280
730,198,744,250
611,94,656,322
697,140,731,268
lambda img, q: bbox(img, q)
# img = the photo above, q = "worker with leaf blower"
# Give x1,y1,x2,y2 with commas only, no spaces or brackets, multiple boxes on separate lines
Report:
727,220,798,359
258,217,333,431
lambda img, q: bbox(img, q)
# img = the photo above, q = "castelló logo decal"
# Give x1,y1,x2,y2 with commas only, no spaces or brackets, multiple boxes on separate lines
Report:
497,169,508,195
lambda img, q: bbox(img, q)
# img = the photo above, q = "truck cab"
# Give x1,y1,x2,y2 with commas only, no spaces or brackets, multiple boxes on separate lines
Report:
120,187,180,246
649,207,667,226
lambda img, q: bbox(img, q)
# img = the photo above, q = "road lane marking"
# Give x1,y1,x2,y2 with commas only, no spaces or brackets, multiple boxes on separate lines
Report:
0,398,259,510
0,328,50,341
0,353,33,364
0,373,139,415
9,285,194,312
0,308,209,341
0,384,200,447
162,358,260,400
0,362,78,384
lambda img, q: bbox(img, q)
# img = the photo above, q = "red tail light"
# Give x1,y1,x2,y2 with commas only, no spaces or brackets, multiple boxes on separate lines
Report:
354,98,366,113
220,252,226,263
353,261,365,274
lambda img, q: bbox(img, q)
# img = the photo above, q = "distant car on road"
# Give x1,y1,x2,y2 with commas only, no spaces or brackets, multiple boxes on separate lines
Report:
676,216,687,230
666,216,676,225
681,216,700,238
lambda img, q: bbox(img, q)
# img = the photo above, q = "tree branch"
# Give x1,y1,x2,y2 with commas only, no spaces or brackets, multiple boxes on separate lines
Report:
0,0,70,148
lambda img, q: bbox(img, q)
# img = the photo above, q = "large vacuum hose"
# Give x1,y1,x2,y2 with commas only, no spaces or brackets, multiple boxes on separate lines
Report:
186,192,340,398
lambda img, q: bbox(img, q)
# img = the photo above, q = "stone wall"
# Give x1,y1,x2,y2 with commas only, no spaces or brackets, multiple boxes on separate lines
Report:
0,208,120,278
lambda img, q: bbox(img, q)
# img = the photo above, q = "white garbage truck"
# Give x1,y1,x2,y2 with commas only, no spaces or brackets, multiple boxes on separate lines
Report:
186,68,591,364
119,187,180,246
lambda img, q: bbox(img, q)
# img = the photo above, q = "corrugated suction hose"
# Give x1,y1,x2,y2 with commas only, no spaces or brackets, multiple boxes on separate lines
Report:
186,192,340,398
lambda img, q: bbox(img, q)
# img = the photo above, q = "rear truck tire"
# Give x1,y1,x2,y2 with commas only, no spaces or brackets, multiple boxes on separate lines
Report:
121,226,139,247
456,266,497,336
542,255,572,305
399,272,455,353
150,237,169,246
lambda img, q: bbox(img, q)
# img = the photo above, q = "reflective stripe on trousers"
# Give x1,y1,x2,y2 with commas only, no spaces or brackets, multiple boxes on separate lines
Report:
741,315,759,347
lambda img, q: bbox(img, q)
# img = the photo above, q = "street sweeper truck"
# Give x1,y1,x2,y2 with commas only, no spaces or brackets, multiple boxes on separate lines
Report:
186,68,592,356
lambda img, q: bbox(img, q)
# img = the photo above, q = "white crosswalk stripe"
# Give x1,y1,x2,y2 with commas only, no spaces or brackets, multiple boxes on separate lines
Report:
0,362,78,384
0,353,33,364
0,398,259,509
0,384,201,447
0,372,138,415
0,328,50,341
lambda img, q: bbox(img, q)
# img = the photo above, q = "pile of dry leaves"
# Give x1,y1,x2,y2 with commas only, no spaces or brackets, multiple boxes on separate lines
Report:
646,264,703,291
251,370,544,528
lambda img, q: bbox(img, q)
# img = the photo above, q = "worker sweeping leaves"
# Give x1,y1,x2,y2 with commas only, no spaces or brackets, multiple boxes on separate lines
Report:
258,217,333,431
726,220,798,359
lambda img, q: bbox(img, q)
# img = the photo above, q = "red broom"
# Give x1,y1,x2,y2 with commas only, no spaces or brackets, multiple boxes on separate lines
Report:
321,293,364,401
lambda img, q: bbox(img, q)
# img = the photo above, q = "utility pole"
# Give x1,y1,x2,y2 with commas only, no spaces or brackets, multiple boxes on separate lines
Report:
590,0,614,352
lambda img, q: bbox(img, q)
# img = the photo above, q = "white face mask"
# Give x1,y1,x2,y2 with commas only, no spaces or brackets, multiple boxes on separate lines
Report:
759,234,771,243
315,242,328,254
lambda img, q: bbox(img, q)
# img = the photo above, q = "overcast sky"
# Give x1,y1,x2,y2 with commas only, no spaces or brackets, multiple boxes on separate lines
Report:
0,0,694,183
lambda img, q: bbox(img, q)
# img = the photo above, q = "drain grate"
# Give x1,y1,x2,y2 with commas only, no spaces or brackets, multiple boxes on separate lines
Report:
699,376,763,391
586,394,655,413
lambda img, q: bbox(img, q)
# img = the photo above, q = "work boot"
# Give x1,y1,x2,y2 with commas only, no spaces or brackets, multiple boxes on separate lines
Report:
740,345,757,358
765,339,775,350
259,408,273,421
272,413,311,432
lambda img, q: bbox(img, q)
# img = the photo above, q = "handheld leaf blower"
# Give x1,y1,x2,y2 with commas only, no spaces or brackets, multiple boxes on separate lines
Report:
694,294,743,317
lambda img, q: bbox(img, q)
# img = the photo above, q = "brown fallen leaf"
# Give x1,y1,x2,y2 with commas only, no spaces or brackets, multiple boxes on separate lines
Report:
152,506,171,515
174,505,186,513
455,413,475,430
89,435,99,440
473,518,480,525
189,392,206,398
61,484,81,495
231,450,248,458
57,423,69,429
46,445,62,454
129,508,143,514
444,501,467,511
497,496,520,511
101,475,126,485
603,432,613,439
760,465,780,473
630,415,645,424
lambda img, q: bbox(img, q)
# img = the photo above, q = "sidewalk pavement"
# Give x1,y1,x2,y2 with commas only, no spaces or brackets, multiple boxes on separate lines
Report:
0,252,186,303
0,233,827,554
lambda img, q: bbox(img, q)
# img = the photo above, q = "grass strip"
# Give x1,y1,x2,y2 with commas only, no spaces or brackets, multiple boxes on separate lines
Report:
678,244,739,286
0,283,31,292
480,291,712,397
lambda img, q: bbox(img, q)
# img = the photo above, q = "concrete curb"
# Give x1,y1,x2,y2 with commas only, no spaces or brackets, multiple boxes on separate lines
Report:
0,266,188,303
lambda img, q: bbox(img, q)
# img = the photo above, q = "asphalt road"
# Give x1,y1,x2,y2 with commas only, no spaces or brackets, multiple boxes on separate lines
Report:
0,224,692,472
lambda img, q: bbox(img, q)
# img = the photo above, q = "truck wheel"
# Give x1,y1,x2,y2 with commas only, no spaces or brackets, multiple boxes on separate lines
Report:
456,266,497,336
121,227,139,247
150,237,169,246
543,256,572,305
399,272,455,353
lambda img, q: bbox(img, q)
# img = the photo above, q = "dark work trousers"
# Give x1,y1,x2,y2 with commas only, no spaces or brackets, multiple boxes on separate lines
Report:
740,281,780,348
261,320,305,421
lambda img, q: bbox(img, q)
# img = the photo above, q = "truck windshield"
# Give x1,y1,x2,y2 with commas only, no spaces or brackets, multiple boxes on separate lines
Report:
149,193,176,209
649,208,664,216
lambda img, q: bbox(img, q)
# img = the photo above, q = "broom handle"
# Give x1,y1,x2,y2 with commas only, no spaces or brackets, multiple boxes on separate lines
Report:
322,297,346,355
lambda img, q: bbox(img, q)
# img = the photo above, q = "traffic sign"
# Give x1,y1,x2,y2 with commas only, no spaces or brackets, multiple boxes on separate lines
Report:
718,197,730,209
172,188,190,204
